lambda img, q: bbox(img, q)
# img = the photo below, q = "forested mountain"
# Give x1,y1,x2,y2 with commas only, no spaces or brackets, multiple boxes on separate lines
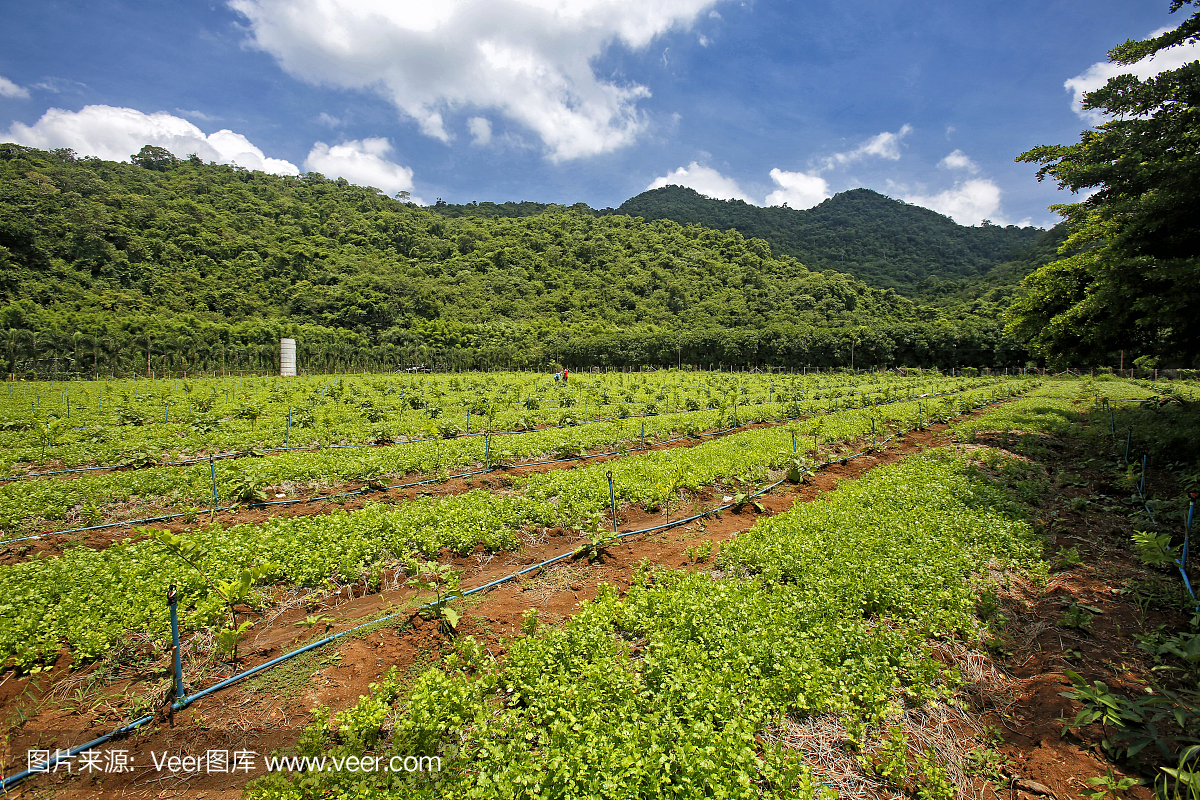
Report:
615,186,1042,294
0,144,1032,374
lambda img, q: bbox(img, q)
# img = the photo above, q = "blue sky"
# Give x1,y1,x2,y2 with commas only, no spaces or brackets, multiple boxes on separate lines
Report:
2,0,1195,227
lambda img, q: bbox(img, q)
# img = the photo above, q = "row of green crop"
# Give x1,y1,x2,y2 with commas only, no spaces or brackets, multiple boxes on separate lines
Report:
246,451,1044,800
0,377,1008,536
0,372,993,471
948,379,1166,443
0,381,1033,669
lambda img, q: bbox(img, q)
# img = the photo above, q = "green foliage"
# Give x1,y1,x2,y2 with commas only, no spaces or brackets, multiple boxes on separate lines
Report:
571,524,617,564
1061,670,1200,763
1132,530,1180,567
616,185,1040,294
247,447,1038,799
0,146,1036,375
1011,2,1200,364
405,559,464,632
870,725,910,787
1081,768,1140,800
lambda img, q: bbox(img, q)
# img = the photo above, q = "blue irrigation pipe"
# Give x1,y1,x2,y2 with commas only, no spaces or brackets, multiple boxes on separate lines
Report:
607,470,617,533
1119,426,1196,606
169,585,183,701
0,425,911,791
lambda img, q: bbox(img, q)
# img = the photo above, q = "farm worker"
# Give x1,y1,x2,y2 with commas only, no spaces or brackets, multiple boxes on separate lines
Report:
563,368,569,384
554,371,560,383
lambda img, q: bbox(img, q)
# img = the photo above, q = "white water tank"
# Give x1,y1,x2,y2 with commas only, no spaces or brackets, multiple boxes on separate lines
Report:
280,338,297,376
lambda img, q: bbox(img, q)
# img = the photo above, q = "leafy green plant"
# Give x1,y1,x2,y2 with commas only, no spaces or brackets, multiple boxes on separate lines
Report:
730,491,766,514
1081,767,1139,800
406,558,464,632
520,608,539,637
915,747,956,800
572,522,617,564
1132,530,1180,567
870,725,909,787
226,468,271,503
785,456,813,484
1057,545,1083,568
147,530,278,662
1159,745,1200,800
1059,602,1095,631
1061,670,1200,762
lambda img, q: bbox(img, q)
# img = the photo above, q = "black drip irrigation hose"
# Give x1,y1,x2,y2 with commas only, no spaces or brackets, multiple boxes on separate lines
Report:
0,392,1027,791
0,380,999,482
0,385,1021,548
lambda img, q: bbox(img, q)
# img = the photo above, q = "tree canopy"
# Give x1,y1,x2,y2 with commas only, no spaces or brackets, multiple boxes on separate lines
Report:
0,143,1043,374
1009,0,1200,366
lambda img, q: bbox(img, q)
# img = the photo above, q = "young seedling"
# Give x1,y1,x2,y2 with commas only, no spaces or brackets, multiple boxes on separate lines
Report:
573,518,617,564
730,491,766,514
405,558,464,633
146,529,278,663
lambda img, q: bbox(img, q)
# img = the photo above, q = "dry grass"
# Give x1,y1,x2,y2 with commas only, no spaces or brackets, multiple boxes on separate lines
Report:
765,639,1018,800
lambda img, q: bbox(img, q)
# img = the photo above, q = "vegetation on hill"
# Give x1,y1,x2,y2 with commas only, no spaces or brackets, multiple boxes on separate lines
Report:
0,144,1033,375
614,186,1042,293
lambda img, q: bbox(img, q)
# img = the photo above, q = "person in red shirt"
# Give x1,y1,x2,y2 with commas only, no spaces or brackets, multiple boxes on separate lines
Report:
562,368,569,384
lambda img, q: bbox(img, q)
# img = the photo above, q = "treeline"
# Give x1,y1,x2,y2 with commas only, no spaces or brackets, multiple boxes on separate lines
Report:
616,186,1042,293
0,144,1035,376
0,313,1019,378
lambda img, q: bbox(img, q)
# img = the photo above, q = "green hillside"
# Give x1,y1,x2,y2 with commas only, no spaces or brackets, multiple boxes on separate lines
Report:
615,185,1042,293
0,144,1031,373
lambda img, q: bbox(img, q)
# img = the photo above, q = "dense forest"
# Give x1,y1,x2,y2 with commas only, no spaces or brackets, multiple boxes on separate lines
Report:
0,144,1041,375
615,186,1043,293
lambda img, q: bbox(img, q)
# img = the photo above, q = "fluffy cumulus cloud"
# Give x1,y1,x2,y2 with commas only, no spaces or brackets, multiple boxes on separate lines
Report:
763,168,829,209
467,117,492,145
1065,27,1200,124
0,75,30,99
4,105,299,174
938,149,978,173
228,0,723,160
304,138,421,200
900,179,1011,226
820,124,912,170
647,162,751,202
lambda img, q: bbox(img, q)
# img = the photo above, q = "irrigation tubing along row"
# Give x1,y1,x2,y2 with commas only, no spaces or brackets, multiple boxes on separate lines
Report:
0,392,1020,791
1103,399,1196,604
0,385,1020,547
0,380,1001,481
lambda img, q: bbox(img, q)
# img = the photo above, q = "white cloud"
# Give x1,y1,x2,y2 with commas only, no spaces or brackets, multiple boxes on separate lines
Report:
698,34,710,46
0,75,30,99
647,161,751,202
937,148,978,173
304,138,421,201
175,108,219,122
4,105,299,174
467,116,492,145
763,168,829,209
1065,27,1200,123
317,111,343,127
901,178,1027,226
228,0,724,161
820,124,912,170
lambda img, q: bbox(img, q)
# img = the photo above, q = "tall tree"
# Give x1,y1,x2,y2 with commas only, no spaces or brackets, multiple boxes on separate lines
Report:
1009,1,1200,365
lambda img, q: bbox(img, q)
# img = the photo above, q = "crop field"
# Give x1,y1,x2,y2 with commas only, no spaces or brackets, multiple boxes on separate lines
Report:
2,373,1197,800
